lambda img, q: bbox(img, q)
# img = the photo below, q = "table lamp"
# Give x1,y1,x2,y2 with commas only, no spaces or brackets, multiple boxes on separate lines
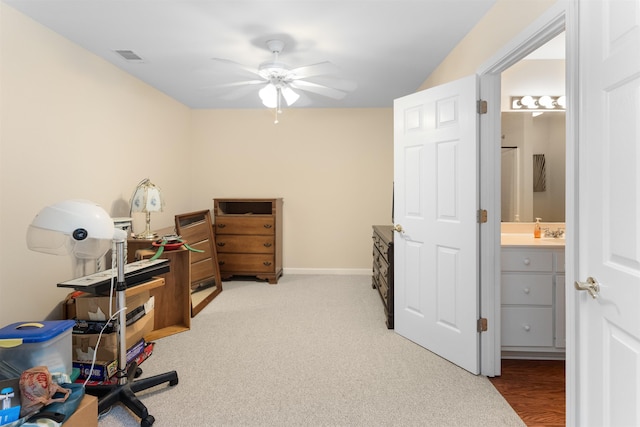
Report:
27,199,178,426
130,178,164,239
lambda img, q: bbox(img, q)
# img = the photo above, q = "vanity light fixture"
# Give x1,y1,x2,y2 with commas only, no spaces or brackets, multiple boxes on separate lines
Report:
511,95,566,111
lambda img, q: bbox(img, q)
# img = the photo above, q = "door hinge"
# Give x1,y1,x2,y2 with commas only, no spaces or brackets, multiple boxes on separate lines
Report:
477,318,488,332
477,100,488,114
477,209,488,223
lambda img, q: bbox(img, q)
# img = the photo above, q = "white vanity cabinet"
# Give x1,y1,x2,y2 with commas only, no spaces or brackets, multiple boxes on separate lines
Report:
501,246,565,359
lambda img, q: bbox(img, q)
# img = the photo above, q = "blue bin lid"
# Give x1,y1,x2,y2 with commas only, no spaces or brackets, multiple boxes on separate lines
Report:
0,320,75,348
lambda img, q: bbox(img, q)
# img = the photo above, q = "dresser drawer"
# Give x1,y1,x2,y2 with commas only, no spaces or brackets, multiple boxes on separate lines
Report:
218,253,275,273
373,250,389,278
501,250,553,272
372,235,390,263
375,276,389,304
216,235,275,254
502,307,553,347
215,216,275,235
501,273,553,305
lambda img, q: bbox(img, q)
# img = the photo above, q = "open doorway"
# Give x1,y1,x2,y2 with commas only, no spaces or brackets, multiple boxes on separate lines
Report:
492,32,566,425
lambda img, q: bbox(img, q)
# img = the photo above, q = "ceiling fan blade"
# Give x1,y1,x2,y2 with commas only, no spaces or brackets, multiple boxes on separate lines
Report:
210,58,261,76
209,79,265,89
289,80,347,100
217,84,267,101
304,76,358,92
290,61,340,78
200,80,266,101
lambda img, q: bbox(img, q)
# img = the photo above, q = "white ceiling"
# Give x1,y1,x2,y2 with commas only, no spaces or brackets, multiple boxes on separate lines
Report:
3,0,498,109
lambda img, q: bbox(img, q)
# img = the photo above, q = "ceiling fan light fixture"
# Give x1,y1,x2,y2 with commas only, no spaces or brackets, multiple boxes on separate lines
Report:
259,84,278,108
281,86,299,106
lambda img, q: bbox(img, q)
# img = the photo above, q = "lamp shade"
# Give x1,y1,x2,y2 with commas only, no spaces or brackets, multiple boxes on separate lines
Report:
27,199,114,259
130,179,164,213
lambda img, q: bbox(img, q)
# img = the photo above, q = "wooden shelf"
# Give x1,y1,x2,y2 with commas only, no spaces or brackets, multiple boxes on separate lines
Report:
126,239,191,340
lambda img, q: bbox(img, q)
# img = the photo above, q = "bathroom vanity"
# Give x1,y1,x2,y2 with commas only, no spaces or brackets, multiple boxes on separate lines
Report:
501,225,565,360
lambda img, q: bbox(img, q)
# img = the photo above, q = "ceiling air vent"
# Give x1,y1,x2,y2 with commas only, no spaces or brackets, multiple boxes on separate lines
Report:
114,49,144,62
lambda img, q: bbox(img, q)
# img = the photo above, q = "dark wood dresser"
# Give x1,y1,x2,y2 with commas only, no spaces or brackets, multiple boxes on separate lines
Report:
372,225,394,329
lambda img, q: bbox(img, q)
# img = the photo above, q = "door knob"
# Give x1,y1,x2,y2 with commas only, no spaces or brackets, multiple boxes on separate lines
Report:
393,224,404,233
574,276,600,299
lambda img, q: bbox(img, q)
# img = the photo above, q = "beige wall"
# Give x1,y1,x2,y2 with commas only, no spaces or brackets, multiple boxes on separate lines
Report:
189,108,393,270
419,0,557,90
0,4,393,325
0,4,194,324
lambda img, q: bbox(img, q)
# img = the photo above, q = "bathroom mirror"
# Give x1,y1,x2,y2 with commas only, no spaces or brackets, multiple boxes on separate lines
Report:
501,111,565,222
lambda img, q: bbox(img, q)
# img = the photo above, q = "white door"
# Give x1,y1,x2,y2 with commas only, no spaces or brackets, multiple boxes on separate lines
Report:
393,75,480,374
575,0,640,425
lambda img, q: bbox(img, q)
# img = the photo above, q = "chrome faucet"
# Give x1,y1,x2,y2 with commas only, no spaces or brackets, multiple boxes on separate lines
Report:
543,228,565,238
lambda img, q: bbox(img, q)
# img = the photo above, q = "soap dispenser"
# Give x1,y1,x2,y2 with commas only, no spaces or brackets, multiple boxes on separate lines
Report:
534,218,542,238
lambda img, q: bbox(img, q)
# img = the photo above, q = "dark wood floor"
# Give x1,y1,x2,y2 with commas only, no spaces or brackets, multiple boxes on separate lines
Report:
489,359,565,427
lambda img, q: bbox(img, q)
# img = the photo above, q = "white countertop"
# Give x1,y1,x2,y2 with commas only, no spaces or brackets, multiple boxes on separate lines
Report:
501,233,565,247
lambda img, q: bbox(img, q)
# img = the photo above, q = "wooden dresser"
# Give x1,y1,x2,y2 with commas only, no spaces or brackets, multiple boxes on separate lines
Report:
213,198,283,284
372,225,394,328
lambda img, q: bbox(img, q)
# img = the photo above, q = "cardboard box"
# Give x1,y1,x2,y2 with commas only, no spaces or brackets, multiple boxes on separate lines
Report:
72,308,154,362
73,358,118,382
79,342,154,386
73,338,145,381
74,291,150,321
64,394,97,427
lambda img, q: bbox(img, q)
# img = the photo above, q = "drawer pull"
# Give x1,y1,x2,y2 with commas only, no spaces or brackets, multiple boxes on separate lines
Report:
523,324,531,332
523,258,531,266
523,287,530,294
217,242,226,247
218,261,225,266
263,224,272,229
217,224,226,229
263,243,272,247
263,261,272,266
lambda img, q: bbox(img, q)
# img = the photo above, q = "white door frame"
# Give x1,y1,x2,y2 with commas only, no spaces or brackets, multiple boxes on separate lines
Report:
476,3,577,422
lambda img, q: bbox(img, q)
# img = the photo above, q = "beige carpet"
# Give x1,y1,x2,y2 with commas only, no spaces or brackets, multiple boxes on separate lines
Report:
97,274,524,426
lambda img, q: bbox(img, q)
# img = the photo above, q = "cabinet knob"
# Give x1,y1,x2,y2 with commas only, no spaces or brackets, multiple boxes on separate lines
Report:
523,287,530,294
523,324,531,332
523,258,531,266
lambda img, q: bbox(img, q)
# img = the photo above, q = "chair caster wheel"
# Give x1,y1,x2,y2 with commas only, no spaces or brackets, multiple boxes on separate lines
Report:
141,415,155,427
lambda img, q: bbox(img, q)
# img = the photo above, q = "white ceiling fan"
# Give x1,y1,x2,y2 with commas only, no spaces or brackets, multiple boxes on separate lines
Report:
209,39,356,123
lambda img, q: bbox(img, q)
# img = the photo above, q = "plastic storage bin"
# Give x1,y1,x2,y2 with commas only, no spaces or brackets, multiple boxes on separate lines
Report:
0,320,75,378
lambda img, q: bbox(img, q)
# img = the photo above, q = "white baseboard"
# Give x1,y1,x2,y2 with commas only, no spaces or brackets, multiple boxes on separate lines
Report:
283,268,371,276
